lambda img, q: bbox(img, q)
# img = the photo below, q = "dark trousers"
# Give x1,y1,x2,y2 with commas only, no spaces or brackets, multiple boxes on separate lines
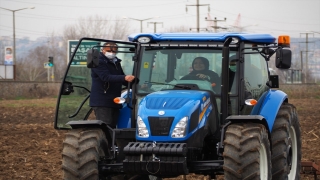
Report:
92,107,123,159
92,107,119,128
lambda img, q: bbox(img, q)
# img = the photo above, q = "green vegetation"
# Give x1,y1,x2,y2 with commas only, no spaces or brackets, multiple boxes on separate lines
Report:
14,96,30,100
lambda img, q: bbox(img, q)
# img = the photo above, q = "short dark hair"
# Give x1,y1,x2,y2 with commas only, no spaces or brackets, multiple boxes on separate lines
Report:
103,42,118,48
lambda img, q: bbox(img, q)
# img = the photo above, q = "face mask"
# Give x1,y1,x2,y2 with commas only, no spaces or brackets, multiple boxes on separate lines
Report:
105,52,116,60
229,65,236,72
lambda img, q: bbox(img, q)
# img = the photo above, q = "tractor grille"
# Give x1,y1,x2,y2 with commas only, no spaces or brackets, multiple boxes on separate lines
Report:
148,117,174,136
146,97,190,109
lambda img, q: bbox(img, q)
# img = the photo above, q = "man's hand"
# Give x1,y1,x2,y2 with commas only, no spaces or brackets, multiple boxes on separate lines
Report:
125,75,135,82
196,73,209,80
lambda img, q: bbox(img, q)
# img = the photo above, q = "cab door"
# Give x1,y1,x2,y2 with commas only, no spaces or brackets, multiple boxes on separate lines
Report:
54,38,137,129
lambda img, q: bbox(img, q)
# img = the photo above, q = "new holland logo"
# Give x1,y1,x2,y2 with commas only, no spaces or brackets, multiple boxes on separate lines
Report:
158,111,165,115
201,97,211,111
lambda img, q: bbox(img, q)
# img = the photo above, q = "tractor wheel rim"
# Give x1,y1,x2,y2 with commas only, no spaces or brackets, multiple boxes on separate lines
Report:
260,143,268,180
288,126,297,179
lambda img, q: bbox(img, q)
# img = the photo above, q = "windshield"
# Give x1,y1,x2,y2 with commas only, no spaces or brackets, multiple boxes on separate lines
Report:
137,47,233,95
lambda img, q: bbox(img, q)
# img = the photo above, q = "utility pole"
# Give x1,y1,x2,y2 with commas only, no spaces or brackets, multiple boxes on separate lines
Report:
300,32,314,83
123,16,158,33
309,31,320,83
186,0,210,32
147,22,163,33
47,41,50,82
0,7,35,66
205,17,227,32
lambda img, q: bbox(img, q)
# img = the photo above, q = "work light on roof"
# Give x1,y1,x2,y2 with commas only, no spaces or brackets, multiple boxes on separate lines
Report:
231,37,239,44
278,35,290,48
137,36,151,43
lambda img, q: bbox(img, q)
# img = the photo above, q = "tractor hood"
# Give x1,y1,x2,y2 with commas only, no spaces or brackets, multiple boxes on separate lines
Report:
136,90,212,142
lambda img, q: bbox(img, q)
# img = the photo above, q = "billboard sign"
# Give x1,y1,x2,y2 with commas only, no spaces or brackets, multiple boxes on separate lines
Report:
67,40,99,66
4,46,13,65
0,65,14,79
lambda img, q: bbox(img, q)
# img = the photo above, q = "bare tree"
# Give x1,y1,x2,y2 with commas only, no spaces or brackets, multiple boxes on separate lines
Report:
109,19,132,40
16,46,48,81
49,15,134,81
62,15,131,41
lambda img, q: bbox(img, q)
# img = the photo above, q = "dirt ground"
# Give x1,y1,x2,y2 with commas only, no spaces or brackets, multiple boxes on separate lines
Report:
0,98,319,180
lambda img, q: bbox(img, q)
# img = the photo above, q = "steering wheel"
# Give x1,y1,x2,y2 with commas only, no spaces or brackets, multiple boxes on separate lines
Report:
182,74,210,82
181,74,218,91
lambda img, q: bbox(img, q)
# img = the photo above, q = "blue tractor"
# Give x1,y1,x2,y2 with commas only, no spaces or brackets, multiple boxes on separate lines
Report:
54,32,301,180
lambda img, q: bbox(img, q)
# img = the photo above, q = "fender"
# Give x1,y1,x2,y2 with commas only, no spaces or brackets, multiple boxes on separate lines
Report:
226,90,287,133
226,115,269,133
66,120,136,147
67,119,106,128
255,89,287,132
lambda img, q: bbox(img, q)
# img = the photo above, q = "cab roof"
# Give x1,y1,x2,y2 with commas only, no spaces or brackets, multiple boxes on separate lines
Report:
128,32,276,44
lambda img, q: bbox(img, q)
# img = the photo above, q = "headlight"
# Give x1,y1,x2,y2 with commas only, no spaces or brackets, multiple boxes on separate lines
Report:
171,117,188,138
137,116,149,137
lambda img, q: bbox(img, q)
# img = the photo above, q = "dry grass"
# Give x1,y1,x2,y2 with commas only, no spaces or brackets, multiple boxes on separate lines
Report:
279,84,320,99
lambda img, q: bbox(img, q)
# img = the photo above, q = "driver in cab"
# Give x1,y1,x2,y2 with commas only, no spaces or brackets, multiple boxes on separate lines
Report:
180,57,220,88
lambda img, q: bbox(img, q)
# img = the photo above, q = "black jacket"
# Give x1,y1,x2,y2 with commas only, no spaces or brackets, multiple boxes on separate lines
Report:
90,52,128,108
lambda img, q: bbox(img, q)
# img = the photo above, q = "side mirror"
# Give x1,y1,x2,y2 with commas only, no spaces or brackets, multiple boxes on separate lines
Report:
62,81,74,95
87,49,99,68
275,48,291,69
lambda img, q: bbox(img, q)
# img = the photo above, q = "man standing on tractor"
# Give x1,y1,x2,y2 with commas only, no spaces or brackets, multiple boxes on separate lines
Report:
90,42,135,129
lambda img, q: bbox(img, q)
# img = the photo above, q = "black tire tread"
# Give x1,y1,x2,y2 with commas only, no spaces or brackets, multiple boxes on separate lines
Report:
271,102,301,180
223,123,271,180
62,128,108,180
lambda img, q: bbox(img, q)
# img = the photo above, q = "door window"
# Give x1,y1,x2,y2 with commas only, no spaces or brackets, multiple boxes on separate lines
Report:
55,39,136,129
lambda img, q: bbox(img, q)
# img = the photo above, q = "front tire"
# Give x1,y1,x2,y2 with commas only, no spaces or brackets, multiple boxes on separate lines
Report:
223,123,271,180
271,103,301,180
62,128,109,180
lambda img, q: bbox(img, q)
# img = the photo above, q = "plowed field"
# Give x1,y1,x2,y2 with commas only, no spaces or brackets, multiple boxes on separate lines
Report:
0,98,319,179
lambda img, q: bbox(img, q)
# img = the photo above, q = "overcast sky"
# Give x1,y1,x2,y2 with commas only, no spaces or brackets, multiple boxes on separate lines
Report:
0,0,320,41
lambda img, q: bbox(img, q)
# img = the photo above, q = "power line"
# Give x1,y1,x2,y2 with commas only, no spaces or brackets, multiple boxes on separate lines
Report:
1,9,317,27
0,29,47,36
0,24,46,33
0,12,130,21
210,8,320,24
6,0,187,9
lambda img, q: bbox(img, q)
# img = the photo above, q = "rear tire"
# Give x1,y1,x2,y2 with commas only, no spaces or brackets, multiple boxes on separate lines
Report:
223,123,271,180
62,128,109,180
271,103,301,180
